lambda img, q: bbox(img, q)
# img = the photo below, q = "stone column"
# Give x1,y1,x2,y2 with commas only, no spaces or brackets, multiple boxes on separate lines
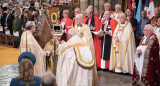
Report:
94,0,99,15
80,0,88,15
99,0,105,15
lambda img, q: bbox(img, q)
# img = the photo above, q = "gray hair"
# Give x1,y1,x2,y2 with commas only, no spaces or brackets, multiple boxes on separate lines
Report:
104,2,110,7
41,72,56,86
86,8,93,13
144,24,154,32
25,21,35,30
115,4,121,9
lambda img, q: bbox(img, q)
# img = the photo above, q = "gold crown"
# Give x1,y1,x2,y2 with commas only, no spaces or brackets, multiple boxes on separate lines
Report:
51,24,63,36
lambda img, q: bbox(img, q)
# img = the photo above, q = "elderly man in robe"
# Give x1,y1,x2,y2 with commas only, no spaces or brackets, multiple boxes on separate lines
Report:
110,13,136,74
72,7,81,26
83,8,101,41
132,24,160,86
19,21,50,76
87,5,99,17
96,11,117,69
99,2,114,21
111,4,123,22
74,13,98,86
57,29,94,86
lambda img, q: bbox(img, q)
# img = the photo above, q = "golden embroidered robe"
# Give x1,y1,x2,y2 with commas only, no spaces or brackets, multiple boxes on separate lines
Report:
74,24,98,86
109,21,136,74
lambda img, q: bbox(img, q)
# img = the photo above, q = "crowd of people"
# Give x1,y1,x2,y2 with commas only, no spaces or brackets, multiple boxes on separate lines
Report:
0,0,159,86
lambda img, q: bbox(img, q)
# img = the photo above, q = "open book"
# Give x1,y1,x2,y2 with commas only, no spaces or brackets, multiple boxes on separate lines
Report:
92,30,105,37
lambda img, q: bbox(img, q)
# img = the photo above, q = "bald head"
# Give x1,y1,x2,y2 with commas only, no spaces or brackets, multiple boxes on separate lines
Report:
41,72,56,86
119,13,126,23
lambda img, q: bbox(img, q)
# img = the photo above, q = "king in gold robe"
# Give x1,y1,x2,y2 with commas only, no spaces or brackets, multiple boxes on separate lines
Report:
19,30,46,76
110,19,136,74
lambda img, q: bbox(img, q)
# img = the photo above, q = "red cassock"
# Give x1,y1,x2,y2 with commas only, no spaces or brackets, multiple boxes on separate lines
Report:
84,13,99,18
96,18,117,69
60,18,73,41
93,13,99,17
82,15,101,67
132,33,160,86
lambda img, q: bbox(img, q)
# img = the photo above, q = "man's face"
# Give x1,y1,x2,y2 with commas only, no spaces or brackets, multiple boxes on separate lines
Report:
74,9,80,15
115,7,120,13
86,12,92,18
63,13,68,18
104,4,110,11
154,8,159,16
141,11,146,19
6,9,10,14
143,27,151,36
54,35,61,42
9,6,13,11
157,18,160,26
119,15,125,24
75,16,82,25
126,9,132,16
104,12,110,20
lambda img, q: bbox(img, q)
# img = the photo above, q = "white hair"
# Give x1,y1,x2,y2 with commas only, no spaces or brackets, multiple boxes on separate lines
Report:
115,4,121,9
75,14,83,19
86,8,93,13
104,2,110,7
144,24,154,32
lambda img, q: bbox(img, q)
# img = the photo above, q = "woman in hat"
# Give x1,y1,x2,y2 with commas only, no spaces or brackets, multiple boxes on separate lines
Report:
10,52,41,86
